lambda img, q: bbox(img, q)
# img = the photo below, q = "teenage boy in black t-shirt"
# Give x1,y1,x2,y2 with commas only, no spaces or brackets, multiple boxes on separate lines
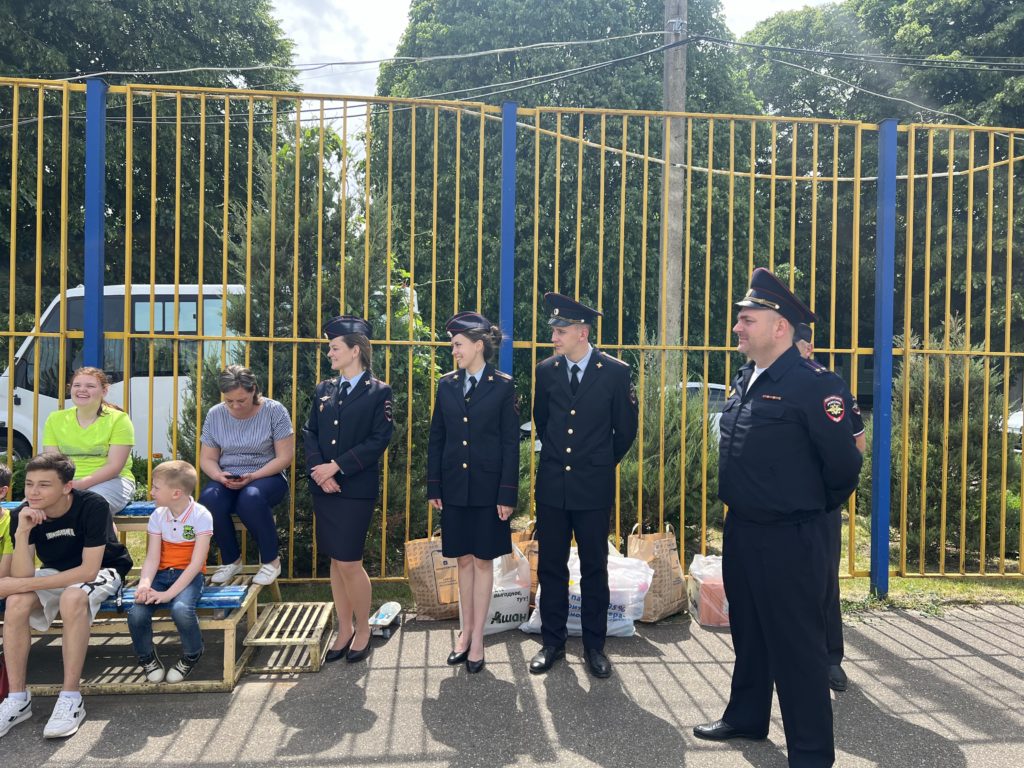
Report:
0,452,133,741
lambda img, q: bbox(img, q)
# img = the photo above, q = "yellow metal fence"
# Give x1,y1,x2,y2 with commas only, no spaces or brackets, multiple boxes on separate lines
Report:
1,78,1022,581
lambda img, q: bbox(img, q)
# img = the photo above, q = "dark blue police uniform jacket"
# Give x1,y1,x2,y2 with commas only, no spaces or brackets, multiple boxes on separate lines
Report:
719,344,863,521
303,374,394,500
533,349,638,510
426,364,519,508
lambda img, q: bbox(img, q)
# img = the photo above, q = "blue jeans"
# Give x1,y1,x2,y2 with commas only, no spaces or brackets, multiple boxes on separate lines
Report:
128,570,205,660
198,476,288,564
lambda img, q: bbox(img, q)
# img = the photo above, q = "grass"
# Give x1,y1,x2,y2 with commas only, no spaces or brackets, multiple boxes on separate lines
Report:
840,575,1024,617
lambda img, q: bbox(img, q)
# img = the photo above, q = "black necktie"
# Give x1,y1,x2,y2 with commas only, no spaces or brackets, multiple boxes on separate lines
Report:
465,376,477,403
338,381,351,403
570,364,581,395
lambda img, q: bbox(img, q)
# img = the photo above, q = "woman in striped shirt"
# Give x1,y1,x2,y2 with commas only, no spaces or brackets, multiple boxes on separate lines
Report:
197,365,294,586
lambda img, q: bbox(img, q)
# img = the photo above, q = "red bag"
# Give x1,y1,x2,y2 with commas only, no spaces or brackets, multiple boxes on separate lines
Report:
0,651,9,699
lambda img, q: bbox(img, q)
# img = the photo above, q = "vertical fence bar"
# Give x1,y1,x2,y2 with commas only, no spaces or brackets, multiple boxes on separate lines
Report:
870,118,898,597
499,101,517,374
83,79,108,368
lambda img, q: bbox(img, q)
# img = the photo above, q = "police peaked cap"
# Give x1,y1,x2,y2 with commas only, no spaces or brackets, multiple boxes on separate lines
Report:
794,323,813,344
544,292,602,327
445,311,493,338
323,315,373,340
735,268,816,327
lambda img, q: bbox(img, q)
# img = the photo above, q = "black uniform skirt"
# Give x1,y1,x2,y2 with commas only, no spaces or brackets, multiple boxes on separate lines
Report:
312,495,375,562
441,504,512,560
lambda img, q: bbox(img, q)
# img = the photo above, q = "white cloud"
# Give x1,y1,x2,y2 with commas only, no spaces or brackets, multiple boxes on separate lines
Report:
271,0,833,96
272,0,412,95
723,0,832,37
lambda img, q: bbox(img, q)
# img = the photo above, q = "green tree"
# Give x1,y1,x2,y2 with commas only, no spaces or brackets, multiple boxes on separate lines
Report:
856,321,1022,571
0,0,296,344
372,0,759,406
742,1,1024,373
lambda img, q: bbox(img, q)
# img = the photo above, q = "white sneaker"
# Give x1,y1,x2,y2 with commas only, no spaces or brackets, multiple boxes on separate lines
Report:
0,695,33,738
210,560,243,584
253,561,281,586
43,695,86,739
165,653,202,684
141,653,165,683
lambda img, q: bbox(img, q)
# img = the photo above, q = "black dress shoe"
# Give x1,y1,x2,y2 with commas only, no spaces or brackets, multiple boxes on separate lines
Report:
692,720,767,741
447,649,470,665
346,641,371,663
466,656,485,674
529,646,565,674
828,664,849,692
584,648,612,678
325,633,355,663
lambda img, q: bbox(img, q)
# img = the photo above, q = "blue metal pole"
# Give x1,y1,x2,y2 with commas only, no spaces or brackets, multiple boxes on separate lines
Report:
83,78,108,369
498,100,517,375
870,118,898,598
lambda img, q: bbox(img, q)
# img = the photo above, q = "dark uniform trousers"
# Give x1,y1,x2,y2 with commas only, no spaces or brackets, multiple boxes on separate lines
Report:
532,348,638,654
722,512,833,767
536,503,610,652
717,347,862,768
824,507,844,665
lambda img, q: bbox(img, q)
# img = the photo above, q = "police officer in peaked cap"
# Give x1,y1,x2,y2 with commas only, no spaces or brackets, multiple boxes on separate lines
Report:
529,292,639,679
427,311,519,674
795,322,866,694
693,269,863,767
303,315,394,663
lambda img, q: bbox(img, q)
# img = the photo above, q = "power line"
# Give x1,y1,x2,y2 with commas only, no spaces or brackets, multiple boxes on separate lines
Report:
703,35,1024,75
59,32,665,83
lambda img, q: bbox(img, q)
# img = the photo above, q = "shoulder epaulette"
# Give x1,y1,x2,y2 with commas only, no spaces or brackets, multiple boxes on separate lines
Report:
441,369,460,379
598,351,629,366
493,370,512,380
800,359,828,375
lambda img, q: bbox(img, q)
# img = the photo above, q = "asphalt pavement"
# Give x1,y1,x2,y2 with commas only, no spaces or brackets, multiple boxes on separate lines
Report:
1,603,1022,767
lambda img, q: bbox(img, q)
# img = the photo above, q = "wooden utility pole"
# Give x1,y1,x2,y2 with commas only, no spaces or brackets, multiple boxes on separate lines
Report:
662,1,687,374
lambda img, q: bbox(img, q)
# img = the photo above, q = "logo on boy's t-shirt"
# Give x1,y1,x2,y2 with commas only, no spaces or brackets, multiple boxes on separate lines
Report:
182,525,196,541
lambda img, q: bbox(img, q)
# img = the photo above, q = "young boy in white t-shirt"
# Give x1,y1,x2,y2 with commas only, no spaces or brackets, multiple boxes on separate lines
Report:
128,460,213,683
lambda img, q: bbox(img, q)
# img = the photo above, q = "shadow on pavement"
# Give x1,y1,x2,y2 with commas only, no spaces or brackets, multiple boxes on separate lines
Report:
542,660,687,768
272,665,377,755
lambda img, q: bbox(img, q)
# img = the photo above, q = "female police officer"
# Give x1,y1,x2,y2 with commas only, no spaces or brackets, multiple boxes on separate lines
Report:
427,312,519,673
304,316,394,663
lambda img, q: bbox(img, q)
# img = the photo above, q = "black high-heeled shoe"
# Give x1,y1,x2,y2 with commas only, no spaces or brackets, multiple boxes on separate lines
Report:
447,648,470,665
346,640,372,663
325,632,355,663
447,633,469,665
466,656,485,674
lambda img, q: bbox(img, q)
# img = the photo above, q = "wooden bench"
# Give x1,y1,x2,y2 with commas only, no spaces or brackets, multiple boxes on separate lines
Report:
0,574,263,696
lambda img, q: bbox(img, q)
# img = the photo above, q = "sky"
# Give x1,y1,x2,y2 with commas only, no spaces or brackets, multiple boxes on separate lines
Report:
271,0,833,97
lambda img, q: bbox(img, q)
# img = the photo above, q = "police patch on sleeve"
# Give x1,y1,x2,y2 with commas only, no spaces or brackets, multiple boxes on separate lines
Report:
384,400,393,422
629,383,638,405
823,395,845,423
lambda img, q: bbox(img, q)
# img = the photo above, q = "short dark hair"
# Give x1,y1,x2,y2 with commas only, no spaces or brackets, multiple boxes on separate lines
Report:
0,463,11,488
26,452,76,484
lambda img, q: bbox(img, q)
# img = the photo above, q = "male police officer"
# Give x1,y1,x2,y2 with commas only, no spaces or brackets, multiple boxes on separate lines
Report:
529,292,638,678
693,269,863,767
795,322,866,693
